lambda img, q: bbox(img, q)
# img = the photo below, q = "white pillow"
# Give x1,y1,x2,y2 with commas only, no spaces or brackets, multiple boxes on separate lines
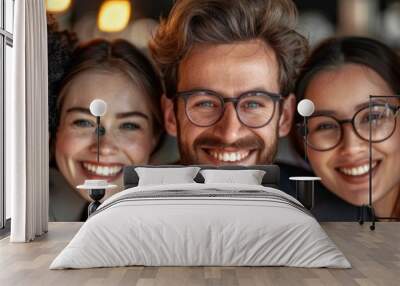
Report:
200,169,266,185
135,167,200,186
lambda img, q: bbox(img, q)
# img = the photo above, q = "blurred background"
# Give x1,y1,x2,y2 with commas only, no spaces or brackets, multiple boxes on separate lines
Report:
46,0,400,165
47,0,400,51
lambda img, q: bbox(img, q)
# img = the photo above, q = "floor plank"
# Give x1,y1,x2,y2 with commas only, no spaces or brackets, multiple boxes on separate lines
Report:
0,222,399,286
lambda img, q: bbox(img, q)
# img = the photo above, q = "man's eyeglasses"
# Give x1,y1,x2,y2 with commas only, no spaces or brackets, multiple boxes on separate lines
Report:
175,90,282,128
298,103,400,151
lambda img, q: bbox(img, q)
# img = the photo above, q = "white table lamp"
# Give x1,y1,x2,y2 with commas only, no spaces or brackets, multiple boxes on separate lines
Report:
89,99,107,163
77,99,111,216
297,99,315,162
292,99,319,211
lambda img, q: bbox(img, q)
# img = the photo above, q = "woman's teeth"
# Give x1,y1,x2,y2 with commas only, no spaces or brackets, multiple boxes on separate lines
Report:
209,150,250,162
338,162,377,176
82,162,122,176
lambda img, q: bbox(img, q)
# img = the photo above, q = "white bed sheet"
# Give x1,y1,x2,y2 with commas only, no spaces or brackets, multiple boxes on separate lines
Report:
50,183,351,269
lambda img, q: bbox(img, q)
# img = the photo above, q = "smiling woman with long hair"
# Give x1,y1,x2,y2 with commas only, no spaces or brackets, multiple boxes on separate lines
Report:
49,38,163,221
293,36,400,220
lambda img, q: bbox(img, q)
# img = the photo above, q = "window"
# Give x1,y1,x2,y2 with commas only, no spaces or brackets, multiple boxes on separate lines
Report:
0,0,14,230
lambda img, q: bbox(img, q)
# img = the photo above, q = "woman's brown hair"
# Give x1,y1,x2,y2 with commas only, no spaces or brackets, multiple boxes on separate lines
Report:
47,14,77,136
149,0,308,99
291,36,400,157
50,39,164,165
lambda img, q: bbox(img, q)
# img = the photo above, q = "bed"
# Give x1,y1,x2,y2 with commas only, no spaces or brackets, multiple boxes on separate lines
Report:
50,165,350,269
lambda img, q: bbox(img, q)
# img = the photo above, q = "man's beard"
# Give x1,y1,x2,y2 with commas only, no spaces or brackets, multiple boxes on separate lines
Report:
176,126,279,166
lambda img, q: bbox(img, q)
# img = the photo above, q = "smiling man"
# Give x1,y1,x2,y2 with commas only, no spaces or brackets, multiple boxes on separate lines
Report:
150,0,308,165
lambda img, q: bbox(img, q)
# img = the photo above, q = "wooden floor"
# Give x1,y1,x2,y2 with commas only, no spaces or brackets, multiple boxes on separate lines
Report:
0,222,399,286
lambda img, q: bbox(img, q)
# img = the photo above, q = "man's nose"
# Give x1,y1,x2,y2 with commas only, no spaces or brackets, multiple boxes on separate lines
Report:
212,103,243,144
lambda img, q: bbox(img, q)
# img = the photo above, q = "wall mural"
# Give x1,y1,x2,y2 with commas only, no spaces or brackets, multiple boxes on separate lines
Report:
47,1,400,222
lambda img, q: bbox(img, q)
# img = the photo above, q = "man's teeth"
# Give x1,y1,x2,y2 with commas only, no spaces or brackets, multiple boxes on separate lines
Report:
339,162,377,176
209,151,250,162
83,162,122,176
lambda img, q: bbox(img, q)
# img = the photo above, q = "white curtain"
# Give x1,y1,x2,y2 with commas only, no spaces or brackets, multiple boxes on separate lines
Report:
7,0,48,242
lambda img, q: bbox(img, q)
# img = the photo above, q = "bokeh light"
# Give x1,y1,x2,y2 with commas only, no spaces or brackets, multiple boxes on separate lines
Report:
46,0,72,13
98,0,131,33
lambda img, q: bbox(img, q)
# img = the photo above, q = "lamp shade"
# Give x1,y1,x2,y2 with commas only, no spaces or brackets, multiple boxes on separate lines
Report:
90,99,107,117
297,99,315,117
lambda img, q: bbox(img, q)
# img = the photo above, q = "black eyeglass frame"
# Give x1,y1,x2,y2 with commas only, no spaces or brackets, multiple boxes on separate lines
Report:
297,103,400,152
175,89,283,128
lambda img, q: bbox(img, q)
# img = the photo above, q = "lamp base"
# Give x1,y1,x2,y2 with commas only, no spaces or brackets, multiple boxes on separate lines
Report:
88,188,105,216
358,204,400,231
358,205,376,230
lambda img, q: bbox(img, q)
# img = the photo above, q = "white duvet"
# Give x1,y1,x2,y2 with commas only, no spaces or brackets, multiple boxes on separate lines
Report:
50,183,351,269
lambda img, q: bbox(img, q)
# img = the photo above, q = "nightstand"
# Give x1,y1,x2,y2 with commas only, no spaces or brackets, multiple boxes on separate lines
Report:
77,180,117,216
289,176,321,210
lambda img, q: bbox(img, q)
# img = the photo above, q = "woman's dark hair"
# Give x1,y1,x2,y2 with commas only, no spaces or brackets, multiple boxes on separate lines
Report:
57,39,163,134
50,39,164,164
47,14,78,136
292,36,400,155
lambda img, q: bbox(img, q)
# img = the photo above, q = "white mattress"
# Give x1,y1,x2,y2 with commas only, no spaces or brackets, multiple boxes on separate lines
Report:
50,183,351,269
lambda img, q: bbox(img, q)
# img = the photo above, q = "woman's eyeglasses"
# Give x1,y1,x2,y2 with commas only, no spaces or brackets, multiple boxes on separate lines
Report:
298,103,400,151
175,89,282,128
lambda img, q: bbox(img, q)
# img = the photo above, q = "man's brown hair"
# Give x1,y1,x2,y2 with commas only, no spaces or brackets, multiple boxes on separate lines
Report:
150,0,308,99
